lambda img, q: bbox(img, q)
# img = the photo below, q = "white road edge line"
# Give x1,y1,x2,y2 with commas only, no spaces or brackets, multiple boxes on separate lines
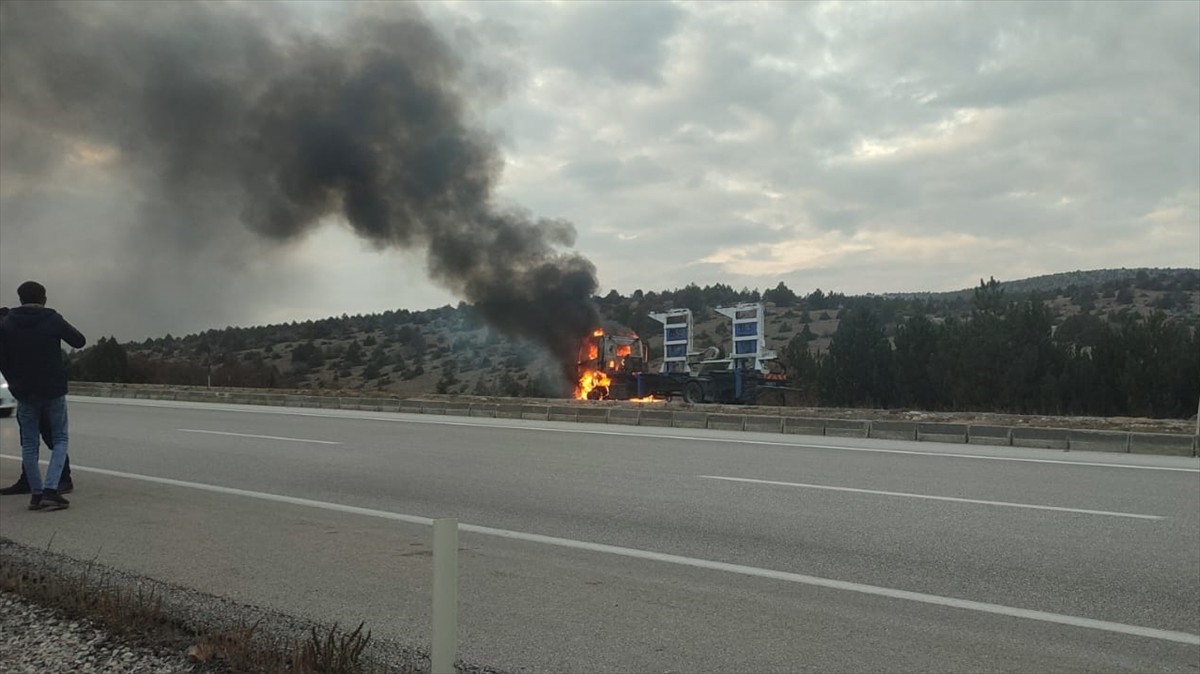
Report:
2,455,1197,647
698,475,1166,520
177,429,341,445
71,397,1200,473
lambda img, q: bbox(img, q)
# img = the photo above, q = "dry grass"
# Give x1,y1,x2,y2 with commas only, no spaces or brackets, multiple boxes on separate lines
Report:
187,620,373,673
0,548,384,673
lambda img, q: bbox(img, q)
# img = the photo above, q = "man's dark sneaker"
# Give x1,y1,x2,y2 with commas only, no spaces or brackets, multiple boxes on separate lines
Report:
28,494,45,511
58,481,74,495
1,479,32,496
40,489,69,511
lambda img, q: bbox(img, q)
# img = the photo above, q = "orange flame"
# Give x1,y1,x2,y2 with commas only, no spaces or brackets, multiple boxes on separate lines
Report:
616,345,631,357
576,370,611,400
593,329,604,337
628,396,664,403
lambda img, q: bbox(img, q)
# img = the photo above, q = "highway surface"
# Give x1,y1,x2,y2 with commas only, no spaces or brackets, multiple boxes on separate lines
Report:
2,396,1198,673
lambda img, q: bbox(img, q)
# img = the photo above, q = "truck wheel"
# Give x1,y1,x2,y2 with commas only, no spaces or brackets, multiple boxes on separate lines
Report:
684,380,705,404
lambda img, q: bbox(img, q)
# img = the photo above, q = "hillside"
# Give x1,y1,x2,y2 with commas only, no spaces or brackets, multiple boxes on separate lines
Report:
71,268,1200,418
884,267,1199,300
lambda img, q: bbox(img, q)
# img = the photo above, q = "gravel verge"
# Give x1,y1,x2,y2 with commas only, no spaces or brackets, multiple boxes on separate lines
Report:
0,591,192,673
0,538,507,674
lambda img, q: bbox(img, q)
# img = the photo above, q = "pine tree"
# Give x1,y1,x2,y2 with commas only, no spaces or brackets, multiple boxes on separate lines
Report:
824,307,894,408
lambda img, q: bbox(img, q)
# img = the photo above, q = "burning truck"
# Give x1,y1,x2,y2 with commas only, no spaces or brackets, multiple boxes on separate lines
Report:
575,303,789,404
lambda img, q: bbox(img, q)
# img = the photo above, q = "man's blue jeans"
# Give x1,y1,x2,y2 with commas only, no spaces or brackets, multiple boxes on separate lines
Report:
17,395,68,494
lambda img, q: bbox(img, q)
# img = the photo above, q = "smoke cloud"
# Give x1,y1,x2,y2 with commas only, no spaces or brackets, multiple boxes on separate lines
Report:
0,1,598,381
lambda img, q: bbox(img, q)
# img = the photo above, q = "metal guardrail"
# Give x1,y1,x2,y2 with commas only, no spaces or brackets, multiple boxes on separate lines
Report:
68,383,1199,457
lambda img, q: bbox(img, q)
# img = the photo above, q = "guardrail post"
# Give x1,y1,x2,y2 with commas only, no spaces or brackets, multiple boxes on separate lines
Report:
431,518,459,674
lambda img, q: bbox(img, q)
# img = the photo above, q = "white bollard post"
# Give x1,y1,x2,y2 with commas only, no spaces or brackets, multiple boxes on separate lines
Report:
431,518,459,674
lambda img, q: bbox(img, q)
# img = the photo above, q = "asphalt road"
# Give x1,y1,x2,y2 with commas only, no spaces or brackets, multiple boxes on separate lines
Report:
1,396,1198,673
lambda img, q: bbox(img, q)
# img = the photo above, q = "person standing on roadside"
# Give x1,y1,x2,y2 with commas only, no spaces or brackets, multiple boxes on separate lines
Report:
0,306,75,495
0,282,86,510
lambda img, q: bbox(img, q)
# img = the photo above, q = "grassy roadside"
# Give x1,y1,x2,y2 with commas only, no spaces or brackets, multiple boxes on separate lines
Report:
0,539,403,673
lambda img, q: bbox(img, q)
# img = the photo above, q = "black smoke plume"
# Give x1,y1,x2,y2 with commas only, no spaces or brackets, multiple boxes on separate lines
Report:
0,1,598,384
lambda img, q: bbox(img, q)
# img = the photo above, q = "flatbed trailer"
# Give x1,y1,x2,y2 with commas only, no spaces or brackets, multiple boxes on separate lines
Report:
607,369,789,405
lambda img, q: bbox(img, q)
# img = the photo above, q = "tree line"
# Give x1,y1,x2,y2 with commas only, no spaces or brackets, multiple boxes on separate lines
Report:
782,279,1199,419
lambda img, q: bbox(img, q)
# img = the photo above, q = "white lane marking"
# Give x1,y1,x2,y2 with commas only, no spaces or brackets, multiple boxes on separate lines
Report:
73,397,1200,473
699,475,1166,520
177,429,340,445
2,455,1197,646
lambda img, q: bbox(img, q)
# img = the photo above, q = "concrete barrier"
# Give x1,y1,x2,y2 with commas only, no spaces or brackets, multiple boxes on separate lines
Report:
744,416,783,434
440,401,471,417
824,419,869,438
577,407,609,423
869,421,917,441
639,409,673,427
469,403,498,418
707,414,745,431
672,411,707,429
496,404,524,420
1129,432,1196,457
608,408,640,426
285,395,315,408
782,417,825,436
399,400,425,413
520,405,550,421
1012,427,1069,450
1065,430,1128,453
547,406,577,422
967,425,1011,446
360,393,388,410
917,423,968,444
416,400,447,415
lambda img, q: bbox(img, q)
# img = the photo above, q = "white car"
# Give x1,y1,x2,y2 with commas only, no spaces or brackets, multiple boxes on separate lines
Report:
0,373,15,417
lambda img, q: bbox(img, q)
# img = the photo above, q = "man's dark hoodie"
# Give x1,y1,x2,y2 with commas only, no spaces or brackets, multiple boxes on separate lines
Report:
0,305,86,400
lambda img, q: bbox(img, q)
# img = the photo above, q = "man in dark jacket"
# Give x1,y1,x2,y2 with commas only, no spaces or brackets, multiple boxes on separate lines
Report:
0,305,74,495
0,281,86,510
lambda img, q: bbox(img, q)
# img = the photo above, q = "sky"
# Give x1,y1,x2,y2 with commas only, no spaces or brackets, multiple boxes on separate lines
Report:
0,0,1197,343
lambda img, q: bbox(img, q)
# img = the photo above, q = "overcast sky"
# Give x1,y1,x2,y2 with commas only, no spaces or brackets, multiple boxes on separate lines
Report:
1,0,1197,342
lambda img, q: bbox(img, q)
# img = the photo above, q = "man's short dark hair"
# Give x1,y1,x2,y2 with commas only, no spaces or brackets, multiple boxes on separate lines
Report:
17,281,46,305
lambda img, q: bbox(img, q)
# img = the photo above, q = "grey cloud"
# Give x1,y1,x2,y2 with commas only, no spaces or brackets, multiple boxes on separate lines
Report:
559,154,675,192
482,0,1197,295
539,1,684,84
